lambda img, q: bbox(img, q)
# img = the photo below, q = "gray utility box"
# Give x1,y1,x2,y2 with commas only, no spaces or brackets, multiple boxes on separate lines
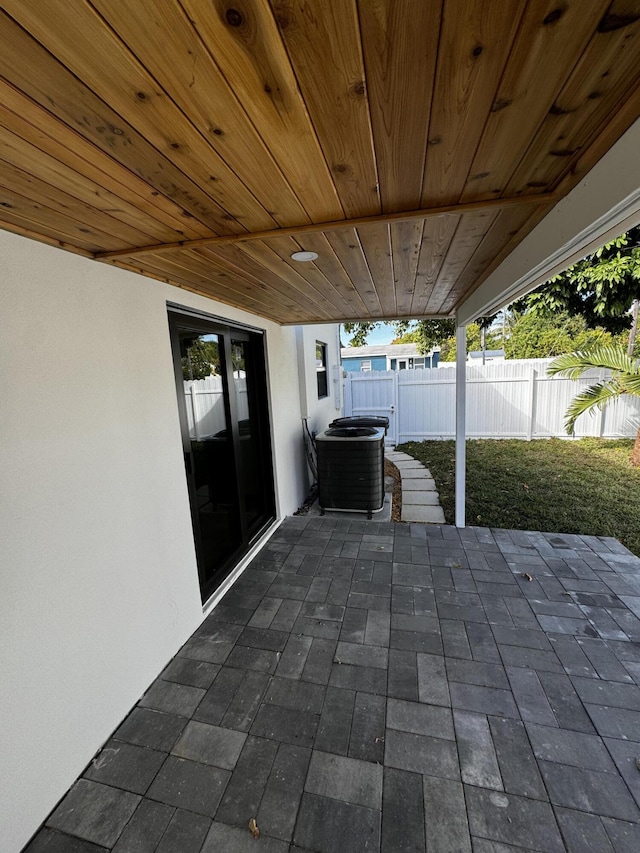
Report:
316,426,385,519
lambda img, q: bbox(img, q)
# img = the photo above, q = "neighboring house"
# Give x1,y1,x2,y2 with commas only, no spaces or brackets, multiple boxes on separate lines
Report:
341,343,440,372
468,349,506,363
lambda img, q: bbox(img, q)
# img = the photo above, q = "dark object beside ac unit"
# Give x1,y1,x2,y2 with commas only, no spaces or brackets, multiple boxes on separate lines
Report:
329,415,389,435
316,426,385,519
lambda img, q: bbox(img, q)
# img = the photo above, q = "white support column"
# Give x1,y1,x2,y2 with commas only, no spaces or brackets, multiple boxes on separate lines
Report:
455,321,466,528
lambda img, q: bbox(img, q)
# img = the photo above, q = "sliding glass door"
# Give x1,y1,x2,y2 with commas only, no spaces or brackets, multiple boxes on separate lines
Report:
168,309,275,602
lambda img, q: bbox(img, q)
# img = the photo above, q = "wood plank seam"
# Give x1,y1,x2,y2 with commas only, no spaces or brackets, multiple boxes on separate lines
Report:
95,192,557,259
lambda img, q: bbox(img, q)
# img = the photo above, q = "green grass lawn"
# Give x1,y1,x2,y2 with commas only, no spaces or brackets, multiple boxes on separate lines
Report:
397,438,640,555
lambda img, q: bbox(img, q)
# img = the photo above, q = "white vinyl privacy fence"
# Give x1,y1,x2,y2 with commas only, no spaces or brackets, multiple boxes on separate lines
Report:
183,374,248,439
343,359,640,445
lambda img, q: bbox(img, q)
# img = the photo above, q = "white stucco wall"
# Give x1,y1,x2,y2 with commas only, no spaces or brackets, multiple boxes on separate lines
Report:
295,324,342,429
0,230,333,851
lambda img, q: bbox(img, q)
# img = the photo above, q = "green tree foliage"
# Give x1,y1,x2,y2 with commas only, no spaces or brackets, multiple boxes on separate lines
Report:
439,322,501,361
343,319,458,351
342,321,378,347
344,317,492,355
391,319,458,352
345,311,631,361
415,312,628,361
181,337,220,380
502,311,623,359
523,227,640,340
390,329,420,345
231,343,246,374
548,345,640,466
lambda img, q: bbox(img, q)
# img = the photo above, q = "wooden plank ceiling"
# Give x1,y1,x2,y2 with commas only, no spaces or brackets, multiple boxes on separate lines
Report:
1,0,639,324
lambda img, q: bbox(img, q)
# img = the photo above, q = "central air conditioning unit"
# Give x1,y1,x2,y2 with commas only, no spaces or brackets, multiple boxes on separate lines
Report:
316,426,385,519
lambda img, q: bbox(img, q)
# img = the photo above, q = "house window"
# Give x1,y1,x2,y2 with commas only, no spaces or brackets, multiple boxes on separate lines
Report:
361,360,372,372
316,342,328,398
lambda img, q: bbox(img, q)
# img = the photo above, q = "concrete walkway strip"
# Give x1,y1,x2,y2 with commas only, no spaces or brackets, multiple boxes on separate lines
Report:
386,450,446,524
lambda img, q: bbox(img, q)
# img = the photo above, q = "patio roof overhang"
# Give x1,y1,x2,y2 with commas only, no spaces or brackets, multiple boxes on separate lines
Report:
1,1,639,327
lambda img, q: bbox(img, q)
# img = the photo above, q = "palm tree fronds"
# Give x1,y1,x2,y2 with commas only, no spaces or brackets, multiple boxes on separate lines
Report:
563,380,625,434
546,345,639,465
548,346,638,379
621,374,640,395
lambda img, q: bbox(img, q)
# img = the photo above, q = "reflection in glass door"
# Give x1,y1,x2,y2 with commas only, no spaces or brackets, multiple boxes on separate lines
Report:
230,338,273,535
169,310,275,602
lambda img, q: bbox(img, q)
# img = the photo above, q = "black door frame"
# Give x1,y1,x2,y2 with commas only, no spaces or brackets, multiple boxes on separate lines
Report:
168,305,276,602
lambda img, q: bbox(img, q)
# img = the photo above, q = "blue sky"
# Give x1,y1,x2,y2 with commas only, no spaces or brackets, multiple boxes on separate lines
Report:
341,321,402,346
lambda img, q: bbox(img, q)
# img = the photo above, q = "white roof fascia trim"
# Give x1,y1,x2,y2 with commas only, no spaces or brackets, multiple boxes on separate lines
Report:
456,116,640,325
459,189,640,322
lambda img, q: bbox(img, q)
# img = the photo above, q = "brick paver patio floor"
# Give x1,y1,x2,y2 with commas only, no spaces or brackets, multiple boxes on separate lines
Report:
26,516,640,852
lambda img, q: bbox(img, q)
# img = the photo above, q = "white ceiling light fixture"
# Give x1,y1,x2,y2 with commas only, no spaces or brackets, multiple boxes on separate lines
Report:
290,250,318,262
